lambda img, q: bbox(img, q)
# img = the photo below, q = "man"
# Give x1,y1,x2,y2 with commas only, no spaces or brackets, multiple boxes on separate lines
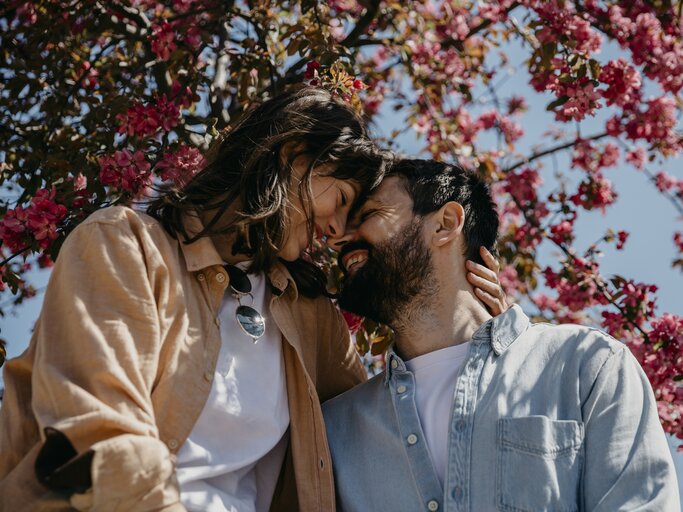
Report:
323,159,679,511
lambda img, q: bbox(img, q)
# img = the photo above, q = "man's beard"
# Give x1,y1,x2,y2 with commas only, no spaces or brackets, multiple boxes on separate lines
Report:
338,220,436,327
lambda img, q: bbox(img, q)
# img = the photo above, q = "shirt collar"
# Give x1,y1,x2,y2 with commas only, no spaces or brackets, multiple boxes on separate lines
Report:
178,212,297,297
384,305,529,383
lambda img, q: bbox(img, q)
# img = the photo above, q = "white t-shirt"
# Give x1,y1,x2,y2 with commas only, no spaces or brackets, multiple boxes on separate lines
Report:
176,265,289,512
405,342,470,486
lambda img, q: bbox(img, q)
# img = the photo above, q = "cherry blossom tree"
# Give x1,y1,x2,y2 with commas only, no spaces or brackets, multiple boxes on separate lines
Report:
1,0,682,442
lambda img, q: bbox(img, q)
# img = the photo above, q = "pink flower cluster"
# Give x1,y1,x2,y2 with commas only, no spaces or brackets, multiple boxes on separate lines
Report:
624,97,678,147
571,174,617,212
653,171,683,195
151,21,177,61
476,110,524,145
342,310,364,334
116,94,182,138
571,141,620,173
547,75,602,122
607,6,683,94
543,257,607,312
503,167,541,208
632,314,683,439
599,58,642,108
155,145,205,186
0,188,67,253
527,1,602,55
99,150,152,195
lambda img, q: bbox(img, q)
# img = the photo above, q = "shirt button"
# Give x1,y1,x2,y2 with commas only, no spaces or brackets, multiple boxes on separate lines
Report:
197,273,205,281
216,272,226,283
452,486,463,500
407,434,418,445
167,438,179,450
204,370,214,382
427,500,439,511
391,359,398,369
397,384,407,394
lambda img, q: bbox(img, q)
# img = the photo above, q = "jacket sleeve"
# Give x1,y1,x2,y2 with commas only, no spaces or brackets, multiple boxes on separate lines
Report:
30,217,186,511
581,344,680,511
315,300,367,403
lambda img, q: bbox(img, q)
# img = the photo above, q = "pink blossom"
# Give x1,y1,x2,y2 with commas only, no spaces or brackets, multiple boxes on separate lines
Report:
0,189,67,252
304,61,321,79
99,149,152,195
571,173,617,212
549,219,574,245
532,293,559,313
674,232,683,253
477,110,498,130
599,58,642,107
626,147,646,169
624,97,677,145
498,265,522,295
155,145,205,186
616,230,629,250
151,21,177,61
547,76,602,122
0,206,29,253
25,196,61,245
654,171,677,192
507,96,528,115
342,310,364,334
73,173,87,192
503,167,541,207
117,94,181,138
498,116,524,144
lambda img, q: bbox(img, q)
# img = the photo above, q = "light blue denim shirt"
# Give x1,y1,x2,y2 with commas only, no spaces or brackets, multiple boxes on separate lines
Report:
323,305,679,512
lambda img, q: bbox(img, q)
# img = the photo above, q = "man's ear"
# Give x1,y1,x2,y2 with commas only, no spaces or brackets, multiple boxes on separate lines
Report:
431,201,464,247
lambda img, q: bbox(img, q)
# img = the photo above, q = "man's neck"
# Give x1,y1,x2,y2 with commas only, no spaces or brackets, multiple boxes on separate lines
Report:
392,288,492,361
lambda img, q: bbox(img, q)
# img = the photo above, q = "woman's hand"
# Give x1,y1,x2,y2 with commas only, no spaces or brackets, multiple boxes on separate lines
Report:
466,246,509,316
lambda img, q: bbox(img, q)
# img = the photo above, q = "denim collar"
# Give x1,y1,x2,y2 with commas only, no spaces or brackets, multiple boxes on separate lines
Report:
384,305,529,383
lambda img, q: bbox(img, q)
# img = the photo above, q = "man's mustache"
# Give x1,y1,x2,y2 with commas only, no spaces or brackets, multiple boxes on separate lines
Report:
337,240,373,275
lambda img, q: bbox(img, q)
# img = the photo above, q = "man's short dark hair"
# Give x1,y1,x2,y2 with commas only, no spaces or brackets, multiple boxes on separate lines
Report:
388,159,499,264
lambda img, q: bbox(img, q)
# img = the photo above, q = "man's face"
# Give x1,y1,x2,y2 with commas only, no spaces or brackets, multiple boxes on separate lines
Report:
336,177,436,325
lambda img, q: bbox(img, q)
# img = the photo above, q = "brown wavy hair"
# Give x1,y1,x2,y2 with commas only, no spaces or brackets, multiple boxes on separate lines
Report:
147,87,388,295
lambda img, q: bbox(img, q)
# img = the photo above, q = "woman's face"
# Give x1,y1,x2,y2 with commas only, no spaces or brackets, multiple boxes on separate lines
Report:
279,159,361,261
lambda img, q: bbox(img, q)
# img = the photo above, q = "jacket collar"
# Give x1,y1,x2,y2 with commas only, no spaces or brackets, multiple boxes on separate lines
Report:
384,305,529,383
178,212,297,297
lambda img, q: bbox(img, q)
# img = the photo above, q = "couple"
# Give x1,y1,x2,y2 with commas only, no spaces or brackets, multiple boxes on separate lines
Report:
0,87,677,511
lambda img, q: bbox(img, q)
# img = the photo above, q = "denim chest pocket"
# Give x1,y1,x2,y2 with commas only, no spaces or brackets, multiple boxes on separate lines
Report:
496,416,584,512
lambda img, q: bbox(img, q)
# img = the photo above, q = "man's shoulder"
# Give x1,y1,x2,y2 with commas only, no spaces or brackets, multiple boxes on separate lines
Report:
323,370,387,420
526,320,626,355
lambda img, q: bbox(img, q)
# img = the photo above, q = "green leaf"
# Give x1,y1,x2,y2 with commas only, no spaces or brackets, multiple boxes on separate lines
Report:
546,95,569,111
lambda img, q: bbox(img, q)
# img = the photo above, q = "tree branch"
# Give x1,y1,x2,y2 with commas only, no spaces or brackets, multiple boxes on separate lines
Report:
502,132,609,173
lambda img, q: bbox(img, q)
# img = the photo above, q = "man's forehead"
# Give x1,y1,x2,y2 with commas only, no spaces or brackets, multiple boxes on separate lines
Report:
366,176,408,206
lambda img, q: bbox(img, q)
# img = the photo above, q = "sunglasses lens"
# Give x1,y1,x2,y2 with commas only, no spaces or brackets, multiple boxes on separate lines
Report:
236,305,265,340
225,265,252,294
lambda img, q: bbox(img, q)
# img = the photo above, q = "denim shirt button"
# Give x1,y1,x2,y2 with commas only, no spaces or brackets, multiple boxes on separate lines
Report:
452,486,463,500
391,359,398,370
397,384,407,394
407,434,418,445
427,500,439,511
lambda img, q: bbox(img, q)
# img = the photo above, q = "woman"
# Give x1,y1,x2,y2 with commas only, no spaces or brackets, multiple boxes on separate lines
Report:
0,87,505,511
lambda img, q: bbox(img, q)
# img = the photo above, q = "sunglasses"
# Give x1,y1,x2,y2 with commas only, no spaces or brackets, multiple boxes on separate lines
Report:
225,265,266,342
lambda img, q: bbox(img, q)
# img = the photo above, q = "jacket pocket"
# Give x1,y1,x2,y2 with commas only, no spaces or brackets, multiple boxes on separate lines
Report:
496,416,584,512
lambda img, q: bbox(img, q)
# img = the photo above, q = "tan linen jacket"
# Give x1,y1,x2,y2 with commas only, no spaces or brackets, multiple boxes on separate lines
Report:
0,206,366,511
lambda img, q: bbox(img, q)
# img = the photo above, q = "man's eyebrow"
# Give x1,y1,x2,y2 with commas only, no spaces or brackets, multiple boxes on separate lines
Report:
348,195,380,220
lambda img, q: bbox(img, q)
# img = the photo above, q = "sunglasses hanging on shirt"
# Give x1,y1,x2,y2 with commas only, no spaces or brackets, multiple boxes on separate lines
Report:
224,265,266,342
